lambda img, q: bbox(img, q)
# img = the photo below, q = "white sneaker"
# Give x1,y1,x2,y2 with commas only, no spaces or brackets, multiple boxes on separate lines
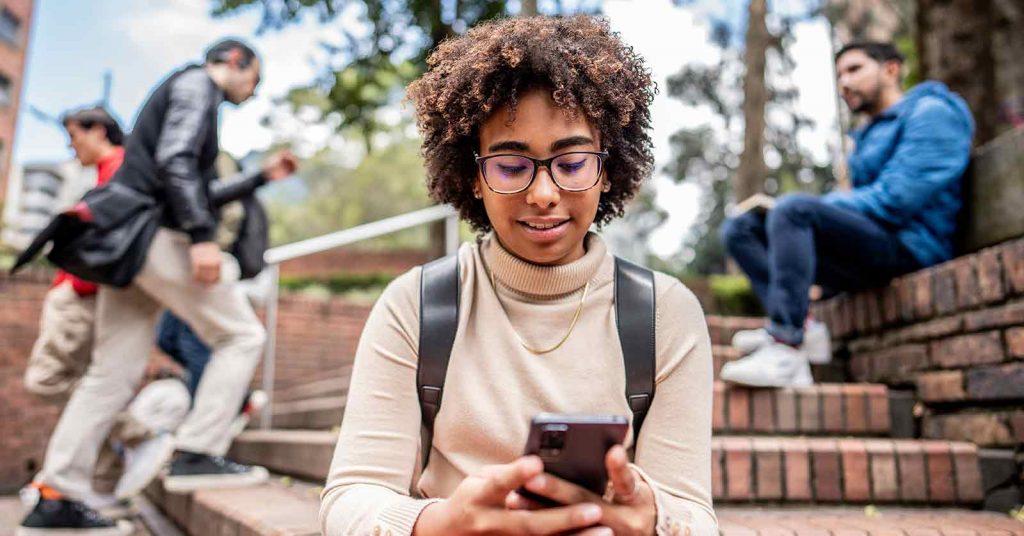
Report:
731,320,832,364
229,390,269,438
114,433,176,500
720,342,814,388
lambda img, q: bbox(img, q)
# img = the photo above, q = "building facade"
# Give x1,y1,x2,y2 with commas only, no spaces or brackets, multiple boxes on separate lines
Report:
0,0,31,206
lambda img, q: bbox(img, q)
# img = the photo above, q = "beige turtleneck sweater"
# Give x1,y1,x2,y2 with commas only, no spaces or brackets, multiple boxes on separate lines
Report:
320,233,717,535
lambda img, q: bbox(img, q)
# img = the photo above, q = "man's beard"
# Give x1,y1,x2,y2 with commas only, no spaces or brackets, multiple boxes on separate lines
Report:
851,83,884,114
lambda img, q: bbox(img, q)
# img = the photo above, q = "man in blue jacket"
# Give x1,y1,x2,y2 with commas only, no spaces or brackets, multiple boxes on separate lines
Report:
719,41,974,388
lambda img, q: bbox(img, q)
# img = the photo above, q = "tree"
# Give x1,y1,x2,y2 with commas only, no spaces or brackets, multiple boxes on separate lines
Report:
212,1,598,148
663,4,835,275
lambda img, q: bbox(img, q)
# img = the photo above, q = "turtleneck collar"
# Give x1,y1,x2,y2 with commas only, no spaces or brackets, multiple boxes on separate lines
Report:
481,232,607,297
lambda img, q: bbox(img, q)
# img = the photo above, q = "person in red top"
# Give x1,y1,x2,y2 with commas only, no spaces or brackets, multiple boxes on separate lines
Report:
25,106,126,400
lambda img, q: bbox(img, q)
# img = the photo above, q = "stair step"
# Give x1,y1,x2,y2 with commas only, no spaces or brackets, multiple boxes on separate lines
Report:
717,506,1024,535
145,478,320,536
707,315,766,346
713,382,906,436
230,430,983,506
273,395,346,429
274,364,352,403
712,437,983,506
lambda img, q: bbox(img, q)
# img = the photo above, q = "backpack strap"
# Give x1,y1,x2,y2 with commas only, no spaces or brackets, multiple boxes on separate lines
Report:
614,257,656,450
417,254,460,470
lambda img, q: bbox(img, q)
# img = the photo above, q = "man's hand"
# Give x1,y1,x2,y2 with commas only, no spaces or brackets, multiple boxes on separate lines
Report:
262,150,299,181
190,242,222,285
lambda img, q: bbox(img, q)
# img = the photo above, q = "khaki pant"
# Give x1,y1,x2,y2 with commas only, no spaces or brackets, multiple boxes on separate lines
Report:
37,228,266,500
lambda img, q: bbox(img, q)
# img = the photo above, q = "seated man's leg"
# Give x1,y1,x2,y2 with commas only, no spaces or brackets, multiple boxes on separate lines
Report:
23,282,96,402
35,283,161,500
720,211,772,308
131,229,267,489
764,193,919,344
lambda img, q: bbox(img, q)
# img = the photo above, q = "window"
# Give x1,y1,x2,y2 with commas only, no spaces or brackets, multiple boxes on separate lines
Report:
0,74,11,106
0,8,20,46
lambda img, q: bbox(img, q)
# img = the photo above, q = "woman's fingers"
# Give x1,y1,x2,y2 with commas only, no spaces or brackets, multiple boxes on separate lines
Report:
504,491,546,510
605,445,640,504
523,472,601,506
502,502,603,535
478,456,544,504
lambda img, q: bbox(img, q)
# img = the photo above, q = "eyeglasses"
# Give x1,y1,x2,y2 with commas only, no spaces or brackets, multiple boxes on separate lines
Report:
474,150,609,194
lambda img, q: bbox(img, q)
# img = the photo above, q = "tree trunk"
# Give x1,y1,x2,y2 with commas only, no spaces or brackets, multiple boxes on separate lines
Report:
917,0,998,145
521,0,539,16
736,0,770,202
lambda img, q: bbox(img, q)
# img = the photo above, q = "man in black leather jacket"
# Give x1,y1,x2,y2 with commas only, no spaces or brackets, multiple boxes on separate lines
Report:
20,39,298,535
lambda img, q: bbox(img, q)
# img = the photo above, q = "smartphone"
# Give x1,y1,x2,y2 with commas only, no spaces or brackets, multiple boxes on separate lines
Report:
518,413,629,506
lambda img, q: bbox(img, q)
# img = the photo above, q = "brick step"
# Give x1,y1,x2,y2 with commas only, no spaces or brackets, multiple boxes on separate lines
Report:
268,381,913,437
145,480,1019,536
717,507,1024,535
145,478,319,536
273,364,352,403
230,430,983,506
714,382,916,437
712,436,983,506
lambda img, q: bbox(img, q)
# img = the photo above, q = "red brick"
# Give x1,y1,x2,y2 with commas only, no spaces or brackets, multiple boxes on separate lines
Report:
933,264,959,316
865,385,891,433
923,412,1014,447
711,440,724,499
842,385,869,434
915,370,966,402
839,439,870,502
713,382,726,432
899,275,917,323
1003,239,1024,295
809,438,842,502
775,388,798,433
864,344,930,382
964,299,1024,332
953,256,983,310
820,384,844,433
892,314,964,344
1006,327,1024,358
913,270,935,320
728,387,751,431
929,331,1004,369
966,361,1024,400
850,354,872,382
923,441,956,503
797,387,820,433
751,389,775,433
752,438,783,500
950,443,984,504
882,282,901,325
866,440,899,502
977,248,1006,304
724,437,753,500
781,438,812,501
1012,413,1024,444
895,441,928,502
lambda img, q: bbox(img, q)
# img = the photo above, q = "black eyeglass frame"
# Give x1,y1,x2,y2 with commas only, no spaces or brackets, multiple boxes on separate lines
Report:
473,150,610,194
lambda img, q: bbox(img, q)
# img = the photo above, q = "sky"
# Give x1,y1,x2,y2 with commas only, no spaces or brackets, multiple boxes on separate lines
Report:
13,0,840,257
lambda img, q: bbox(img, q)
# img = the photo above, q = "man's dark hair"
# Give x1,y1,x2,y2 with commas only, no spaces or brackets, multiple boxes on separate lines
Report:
62,106,125,146
205,38,258,69
835,41,904,65
406,16,655,232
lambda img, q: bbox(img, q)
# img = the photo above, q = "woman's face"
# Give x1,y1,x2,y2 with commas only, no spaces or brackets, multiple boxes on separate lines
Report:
476,89,606,266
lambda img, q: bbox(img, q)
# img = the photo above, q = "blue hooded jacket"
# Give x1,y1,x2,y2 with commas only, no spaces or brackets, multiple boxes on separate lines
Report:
824,81,974,268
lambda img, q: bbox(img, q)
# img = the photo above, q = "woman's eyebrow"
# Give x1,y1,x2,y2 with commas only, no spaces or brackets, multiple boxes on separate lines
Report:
550,136,595,152
487,140,530,153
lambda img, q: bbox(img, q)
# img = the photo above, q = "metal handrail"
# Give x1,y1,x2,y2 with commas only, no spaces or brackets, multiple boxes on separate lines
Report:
258,204,461,428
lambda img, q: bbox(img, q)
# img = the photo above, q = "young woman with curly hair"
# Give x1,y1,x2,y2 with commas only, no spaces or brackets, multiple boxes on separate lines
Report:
320,15,717,536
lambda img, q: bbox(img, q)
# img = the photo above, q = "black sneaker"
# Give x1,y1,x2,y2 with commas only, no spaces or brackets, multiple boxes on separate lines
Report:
17,498,133,535
162,451,269,493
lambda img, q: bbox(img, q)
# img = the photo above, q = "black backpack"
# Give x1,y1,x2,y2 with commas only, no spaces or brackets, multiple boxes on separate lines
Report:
416,254,656,468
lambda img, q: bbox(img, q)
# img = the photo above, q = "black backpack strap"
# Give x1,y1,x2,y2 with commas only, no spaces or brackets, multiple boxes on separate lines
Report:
614,257,656,451
417,254,460,470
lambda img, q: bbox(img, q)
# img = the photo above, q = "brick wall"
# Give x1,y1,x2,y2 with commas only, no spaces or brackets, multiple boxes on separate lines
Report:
279,247,430,280
812,236,1024,447
0,268,372,491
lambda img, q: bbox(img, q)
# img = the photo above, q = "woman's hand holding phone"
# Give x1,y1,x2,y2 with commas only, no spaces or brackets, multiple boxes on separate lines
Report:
506,445,657,536
413,456,611,536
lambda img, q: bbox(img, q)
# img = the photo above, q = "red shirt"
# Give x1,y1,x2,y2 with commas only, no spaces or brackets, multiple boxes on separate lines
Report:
52,147,126,296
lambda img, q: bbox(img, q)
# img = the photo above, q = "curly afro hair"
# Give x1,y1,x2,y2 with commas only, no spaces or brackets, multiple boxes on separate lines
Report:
406,15,656,232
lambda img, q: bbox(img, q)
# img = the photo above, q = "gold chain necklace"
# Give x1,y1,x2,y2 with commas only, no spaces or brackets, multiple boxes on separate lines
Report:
489,269,590,355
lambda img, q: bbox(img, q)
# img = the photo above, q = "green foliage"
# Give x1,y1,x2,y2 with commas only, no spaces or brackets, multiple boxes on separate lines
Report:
708,273,763,316
265,134,433,246
279,271,395,294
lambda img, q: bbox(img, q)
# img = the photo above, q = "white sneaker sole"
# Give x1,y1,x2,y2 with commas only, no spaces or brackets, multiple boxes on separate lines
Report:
16,520,134,536
115,435,177,500
163,466,269,493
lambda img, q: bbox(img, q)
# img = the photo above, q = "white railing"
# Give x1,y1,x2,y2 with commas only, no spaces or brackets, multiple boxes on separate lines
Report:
258,204,460,428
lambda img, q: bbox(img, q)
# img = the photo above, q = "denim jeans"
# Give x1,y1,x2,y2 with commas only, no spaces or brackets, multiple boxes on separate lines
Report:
156,310,212,398
720,193,921,345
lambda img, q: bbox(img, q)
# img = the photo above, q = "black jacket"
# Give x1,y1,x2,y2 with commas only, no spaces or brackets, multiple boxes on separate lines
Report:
112,64,265,243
